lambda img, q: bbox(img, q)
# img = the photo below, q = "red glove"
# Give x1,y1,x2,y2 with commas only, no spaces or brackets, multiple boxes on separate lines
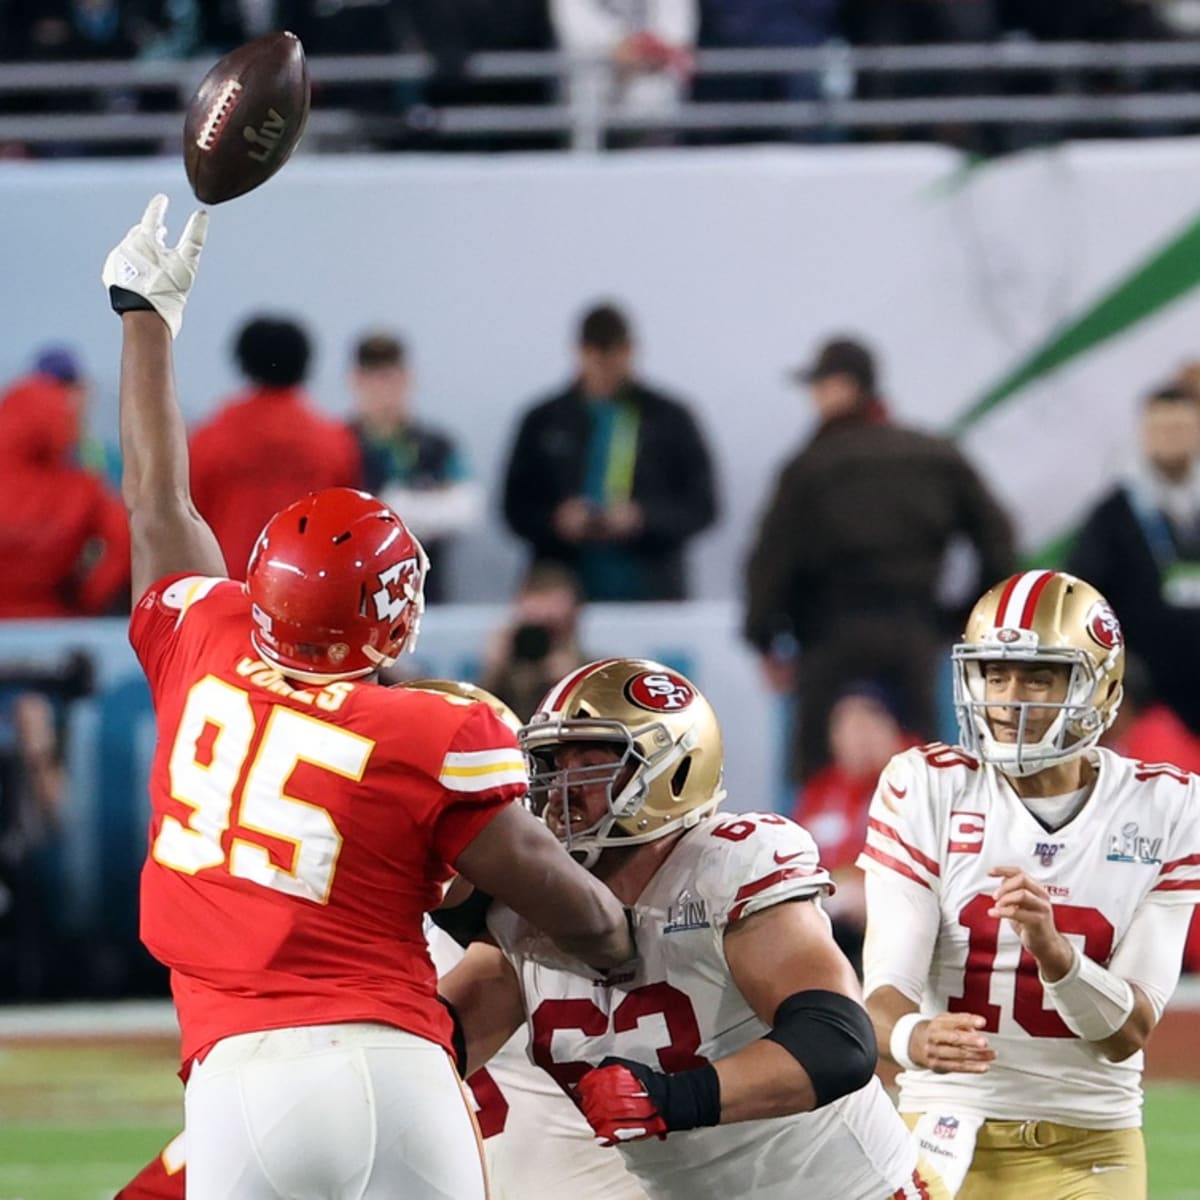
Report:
577,1059,670,1146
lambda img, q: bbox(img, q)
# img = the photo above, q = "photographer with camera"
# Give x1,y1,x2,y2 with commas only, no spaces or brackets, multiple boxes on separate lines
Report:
481,563,590,721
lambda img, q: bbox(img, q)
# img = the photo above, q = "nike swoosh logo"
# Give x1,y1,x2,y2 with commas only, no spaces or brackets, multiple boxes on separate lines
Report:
774,851,805,865
1091,1166,1128,1175
888,782,908,798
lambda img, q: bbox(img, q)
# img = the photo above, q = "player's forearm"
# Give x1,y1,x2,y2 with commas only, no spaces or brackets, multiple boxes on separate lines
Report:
437,944,525,1078
119,312,192,513
550,899,634,968
1026,931,1075,983
1094,986,1157,1062
865,984,919,1065
712,1039,817,1122
1040,947,1143,1058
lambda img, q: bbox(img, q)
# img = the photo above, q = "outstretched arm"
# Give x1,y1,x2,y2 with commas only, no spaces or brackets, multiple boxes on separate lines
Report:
455,802,634,969
103,195,226,601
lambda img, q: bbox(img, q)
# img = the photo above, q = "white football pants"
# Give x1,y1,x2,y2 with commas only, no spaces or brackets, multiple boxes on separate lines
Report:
184,1022,487,1199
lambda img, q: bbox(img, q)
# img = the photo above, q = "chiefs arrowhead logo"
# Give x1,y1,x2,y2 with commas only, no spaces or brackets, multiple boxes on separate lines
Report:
372,558,420,624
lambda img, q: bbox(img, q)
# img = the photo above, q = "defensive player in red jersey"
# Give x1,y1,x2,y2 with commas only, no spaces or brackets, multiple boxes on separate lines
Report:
100,195,633,1199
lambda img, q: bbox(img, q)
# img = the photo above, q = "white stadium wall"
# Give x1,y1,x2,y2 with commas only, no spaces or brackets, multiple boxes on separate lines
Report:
7,139,1200,936
8,140,1200,602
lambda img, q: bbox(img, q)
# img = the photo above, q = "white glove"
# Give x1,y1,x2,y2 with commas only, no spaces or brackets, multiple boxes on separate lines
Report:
101,193,208,339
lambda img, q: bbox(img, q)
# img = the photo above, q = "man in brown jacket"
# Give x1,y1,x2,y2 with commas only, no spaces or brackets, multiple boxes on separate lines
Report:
743,336,1014,782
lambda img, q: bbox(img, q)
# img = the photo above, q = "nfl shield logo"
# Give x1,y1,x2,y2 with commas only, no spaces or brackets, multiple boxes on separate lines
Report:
933,1115,960,1140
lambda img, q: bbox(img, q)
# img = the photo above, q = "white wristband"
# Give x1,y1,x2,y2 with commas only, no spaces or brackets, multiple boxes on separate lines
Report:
889,1012,925,1071
1041,949,1135,1042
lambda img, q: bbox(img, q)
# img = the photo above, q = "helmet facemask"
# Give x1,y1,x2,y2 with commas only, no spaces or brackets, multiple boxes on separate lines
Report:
952,643,1122,778
523,715,715,868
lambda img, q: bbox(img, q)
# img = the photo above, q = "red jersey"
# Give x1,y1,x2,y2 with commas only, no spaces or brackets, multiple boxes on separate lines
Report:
1108,704,1200,775
188,387,362,578
130,573,524,1067
794,738,921,874
0,373,130,616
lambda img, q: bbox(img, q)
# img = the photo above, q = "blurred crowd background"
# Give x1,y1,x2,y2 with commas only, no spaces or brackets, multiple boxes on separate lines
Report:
4,0,1200,156
2,0,1200,1002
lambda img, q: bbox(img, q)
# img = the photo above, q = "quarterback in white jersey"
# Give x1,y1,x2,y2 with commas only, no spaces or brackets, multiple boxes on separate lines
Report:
442,658,945,1200
860,570,1200,1200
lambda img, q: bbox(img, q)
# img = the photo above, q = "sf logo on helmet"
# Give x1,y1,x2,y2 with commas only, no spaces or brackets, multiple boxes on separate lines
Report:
372,559,420,624
627,671,693,712
1086,601,1122,651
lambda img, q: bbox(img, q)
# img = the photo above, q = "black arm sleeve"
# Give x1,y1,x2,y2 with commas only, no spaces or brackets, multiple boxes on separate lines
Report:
763,990,878,1108
429,887,493,949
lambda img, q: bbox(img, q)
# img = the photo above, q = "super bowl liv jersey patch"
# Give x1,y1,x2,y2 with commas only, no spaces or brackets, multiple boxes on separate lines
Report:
858,743,1200,1128
494,812,918,1200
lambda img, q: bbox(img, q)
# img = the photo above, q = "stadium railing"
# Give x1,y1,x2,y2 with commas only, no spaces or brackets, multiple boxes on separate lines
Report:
1,40,1200,152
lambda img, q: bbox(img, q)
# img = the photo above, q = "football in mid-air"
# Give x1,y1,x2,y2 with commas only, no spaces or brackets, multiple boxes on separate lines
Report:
183,31,310,205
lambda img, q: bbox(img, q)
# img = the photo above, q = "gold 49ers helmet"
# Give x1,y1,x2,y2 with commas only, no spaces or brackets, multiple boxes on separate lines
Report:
952,570,1125,777
521,658,726,866
401,678,521,734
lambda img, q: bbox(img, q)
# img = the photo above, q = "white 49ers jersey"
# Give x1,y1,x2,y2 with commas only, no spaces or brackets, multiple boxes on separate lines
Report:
491,812,920,1200
858,743,1200,1128
425,921,648,1200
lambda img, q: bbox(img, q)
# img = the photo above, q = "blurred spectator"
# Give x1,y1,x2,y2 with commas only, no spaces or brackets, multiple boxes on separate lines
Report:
1186,908,1200,973
1101,653,1200,772
19,0,139,61
698,0,840,107
844,0,1000,150
346,330,481,603
502,301,718,602
846,0,998,51
480,562,589,720
551,0,697,135
1067,382,1200,735
30,344,119,482
792,681,921,972
279,0,411,120
0,689,64,998
189,315,361,579
0,651,92,999
194,0,274,51
1001,0,1169,40
743,334,1014,782
414,0,555,121
3,0,197,154
0,368,129,616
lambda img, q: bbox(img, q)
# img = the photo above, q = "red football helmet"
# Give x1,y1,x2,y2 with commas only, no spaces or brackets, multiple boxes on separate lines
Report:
246,488,428,683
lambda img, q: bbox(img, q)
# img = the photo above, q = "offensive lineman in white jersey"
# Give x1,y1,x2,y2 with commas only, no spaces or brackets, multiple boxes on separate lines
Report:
441,657,947,1200
859,570,1200,1199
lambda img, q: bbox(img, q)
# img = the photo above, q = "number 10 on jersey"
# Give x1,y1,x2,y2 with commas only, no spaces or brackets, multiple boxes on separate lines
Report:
152,676,374,903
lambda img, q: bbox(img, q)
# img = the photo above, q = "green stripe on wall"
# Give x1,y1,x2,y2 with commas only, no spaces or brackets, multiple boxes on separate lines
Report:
950,210,1200,435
